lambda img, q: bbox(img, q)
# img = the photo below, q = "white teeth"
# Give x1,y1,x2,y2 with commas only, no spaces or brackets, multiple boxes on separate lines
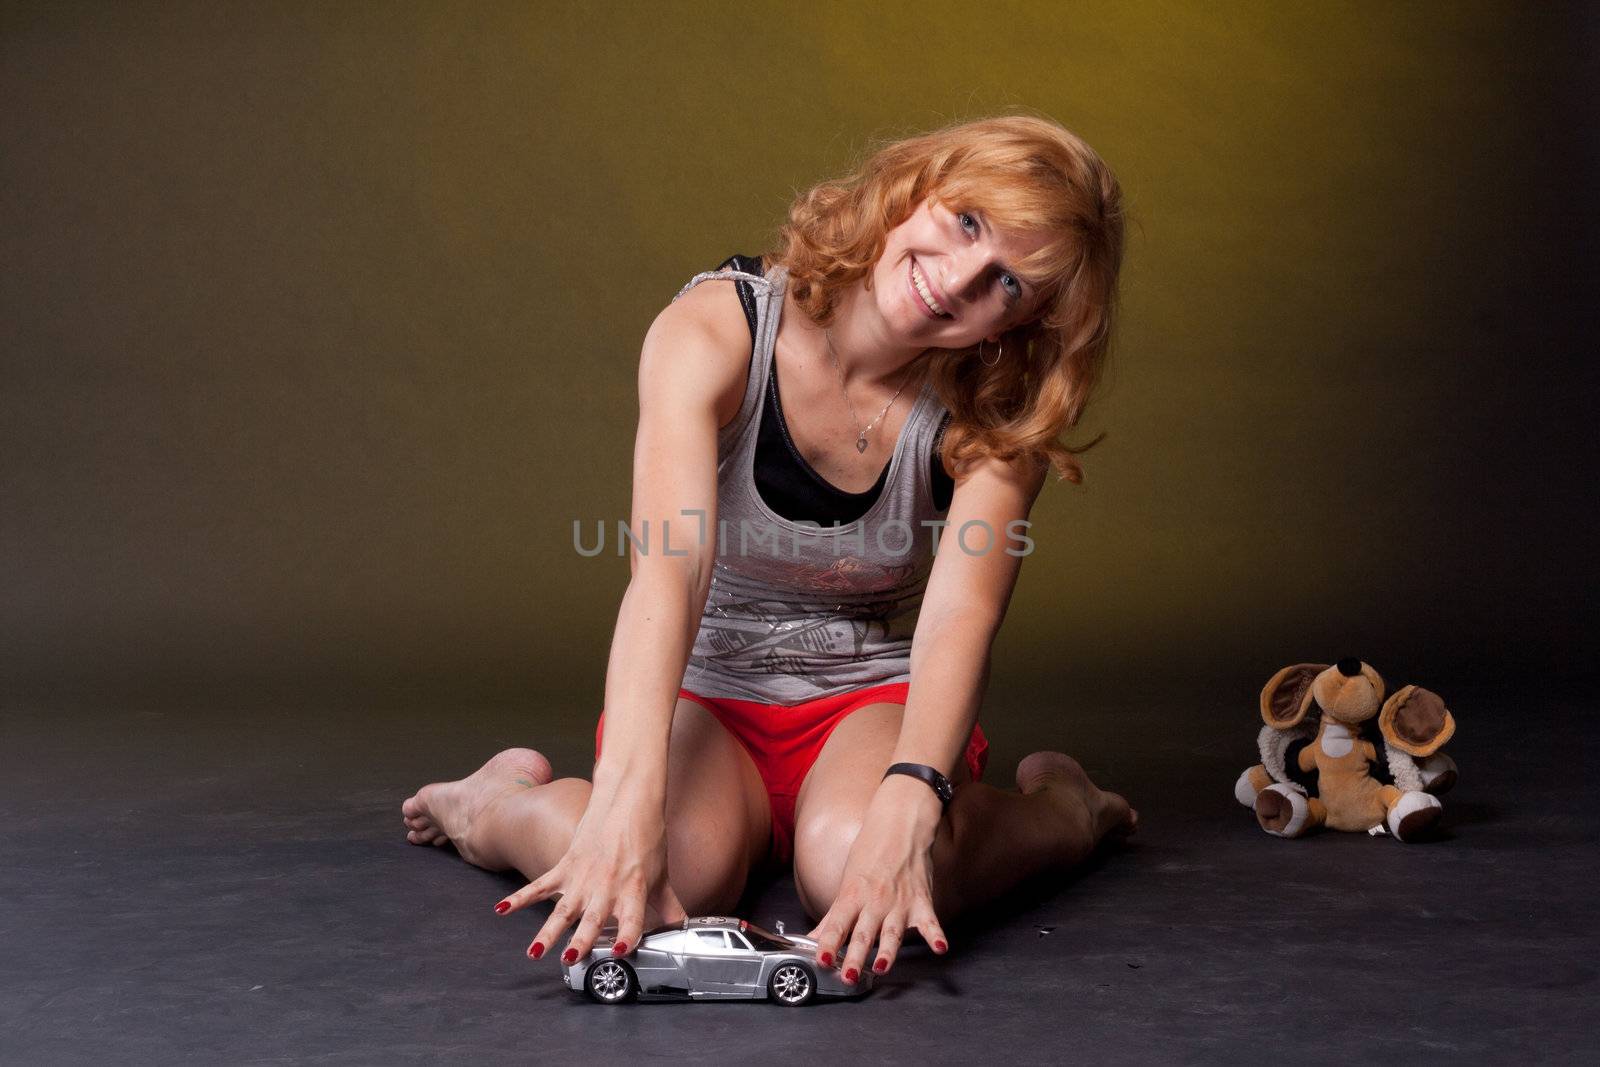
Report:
910,260,950,317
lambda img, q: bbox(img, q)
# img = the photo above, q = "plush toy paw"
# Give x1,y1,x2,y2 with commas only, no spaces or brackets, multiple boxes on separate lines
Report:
1254,782,1312,838
1386,790,1443,842
1233,766,1273,808
1417,752,1457,795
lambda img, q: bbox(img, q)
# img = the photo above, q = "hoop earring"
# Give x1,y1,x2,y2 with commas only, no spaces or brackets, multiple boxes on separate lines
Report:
979,337,1003,368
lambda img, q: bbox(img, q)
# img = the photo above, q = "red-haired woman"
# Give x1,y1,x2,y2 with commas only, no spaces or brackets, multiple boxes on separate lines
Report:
403,114,1136,987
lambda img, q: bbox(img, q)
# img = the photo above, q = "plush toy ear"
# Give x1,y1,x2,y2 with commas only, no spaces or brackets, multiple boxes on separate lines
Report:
1378,685,1456,757
1260,663,1326,729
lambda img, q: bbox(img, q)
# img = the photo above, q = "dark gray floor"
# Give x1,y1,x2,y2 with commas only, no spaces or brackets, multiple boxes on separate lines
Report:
3,683,1596,1064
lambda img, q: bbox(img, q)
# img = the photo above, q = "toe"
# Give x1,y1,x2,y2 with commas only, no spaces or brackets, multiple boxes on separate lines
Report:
1098,792,1136,841
1111,806,1139,840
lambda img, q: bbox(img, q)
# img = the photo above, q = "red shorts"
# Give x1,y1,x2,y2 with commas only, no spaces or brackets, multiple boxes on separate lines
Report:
593,682,989,868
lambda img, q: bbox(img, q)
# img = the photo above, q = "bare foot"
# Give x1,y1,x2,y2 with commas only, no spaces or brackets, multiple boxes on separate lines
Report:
401,748,553,867
1016,751,1138,852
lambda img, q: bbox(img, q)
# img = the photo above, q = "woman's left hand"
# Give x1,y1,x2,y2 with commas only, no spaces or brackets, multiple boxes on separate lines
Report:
804,776,951,982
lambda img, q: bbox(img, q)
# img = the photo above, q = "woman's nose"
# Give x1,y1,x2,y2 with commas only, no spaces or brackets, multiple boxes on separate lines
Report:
940,248,992,301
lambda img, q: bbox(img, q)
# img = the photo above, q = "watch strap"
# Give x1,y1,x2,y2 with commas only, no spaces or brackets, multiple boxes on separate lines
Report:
882,762,954,809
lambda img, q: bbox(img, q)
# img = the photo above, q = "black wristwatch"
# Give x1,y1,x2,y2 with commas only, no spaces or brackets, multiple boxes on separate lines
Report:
883,762,954,810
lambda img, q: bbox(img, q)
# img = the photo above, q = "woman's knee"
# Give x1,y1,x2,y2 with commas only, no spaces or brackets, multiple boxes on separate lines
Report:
787,702,903,917
665,808,755,915
791,807,864,918
662,697,772,914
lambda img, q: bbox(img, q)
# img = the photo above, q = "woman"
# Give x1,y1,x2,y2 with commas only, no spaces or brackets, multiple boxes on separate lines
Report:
402,114,1135,987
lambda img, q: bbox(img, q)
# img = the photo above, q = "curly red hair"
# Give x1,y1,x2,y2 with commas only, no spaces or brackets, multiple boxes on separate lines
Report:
771,114,1126,484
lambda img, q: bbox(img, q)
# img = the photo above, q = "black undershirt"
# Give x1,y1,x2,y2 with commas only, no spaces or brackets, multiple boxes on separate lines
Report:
717,254,955,524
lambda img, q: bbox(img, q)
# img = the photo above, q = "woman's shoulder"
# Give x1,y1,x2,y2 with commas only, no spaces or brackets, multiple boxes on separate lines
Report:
651,262,757,359
640,259,762,425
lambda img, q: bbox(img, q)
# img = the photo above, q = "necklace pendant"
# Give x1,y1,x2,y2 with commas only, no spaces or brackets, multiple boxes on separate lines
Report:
855,436,868,453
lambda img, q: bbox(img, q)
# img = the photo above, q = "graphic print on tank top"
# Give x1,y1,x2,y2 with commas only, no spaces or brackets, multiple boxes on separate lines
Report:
672,257,956,704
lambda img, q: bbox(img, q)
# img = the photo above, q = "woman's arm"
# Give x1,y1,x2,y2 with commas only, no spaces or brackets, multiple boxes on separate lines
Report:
807,450,1049,977
502,280,753,962
589,283,749,799
890,451,1050,814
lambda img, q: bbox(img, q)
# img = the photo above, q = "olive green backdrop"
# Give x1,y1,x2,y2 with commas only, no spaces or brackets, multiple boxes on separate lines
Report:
4,1,1595,726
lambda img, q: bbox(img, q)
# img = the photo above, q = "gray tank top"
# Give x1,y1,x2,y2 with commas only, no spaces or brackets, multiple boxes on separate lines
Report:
674,263,953,705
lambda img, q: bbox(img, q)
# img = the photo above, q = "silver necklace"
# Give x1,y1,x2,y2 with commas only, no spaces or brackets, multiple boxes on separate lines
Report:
823,328,913,454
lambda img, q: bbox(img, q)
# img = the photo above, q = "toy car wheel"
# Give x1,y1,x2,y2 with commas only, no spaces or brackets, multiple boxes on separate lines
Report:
767,962,815,1006
585,959,636,1004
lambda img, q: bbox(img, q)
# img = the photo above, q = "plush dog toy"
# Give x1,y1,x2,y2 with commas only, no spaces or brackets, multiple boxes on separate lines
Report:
1234,658,1458,842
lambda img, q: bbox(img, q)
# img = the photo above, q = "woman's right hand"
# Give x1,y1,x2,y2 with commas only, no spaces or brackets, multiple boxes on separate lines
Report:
493,782,686,964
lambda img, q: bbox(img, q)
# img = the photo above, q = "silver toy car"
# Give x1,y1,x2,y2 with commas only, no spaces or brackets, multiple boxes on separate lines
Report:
560,916,872,1005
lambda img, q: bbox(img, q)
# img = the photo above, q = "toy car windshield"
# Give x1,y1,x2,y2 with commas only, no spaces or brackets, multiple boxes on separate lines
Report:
738,922,793,952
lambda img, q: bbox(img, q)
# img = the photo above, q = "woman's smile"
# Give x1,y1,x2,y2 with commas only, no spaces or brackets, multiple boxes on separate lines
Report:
908,256,952,319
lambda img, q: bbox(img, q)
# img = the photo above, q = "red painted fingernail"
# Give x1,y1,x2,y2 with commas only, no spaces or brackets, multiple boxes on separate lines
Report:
528,942,545,959
818,951,833,967
843,967,859,983
612,941,628,956
873,958,888,974
562,948,579,964
934,939,948,953
494,900,511,915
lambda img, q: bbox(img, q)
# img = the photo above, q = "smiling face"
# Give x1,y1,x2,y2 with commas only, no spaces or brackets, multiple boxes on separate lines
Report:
868,196,1053,350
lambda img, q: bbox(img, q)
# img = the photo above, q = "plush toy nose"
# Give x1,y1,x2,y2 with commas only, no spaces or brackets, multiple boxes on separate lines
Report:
1336,657,1363,677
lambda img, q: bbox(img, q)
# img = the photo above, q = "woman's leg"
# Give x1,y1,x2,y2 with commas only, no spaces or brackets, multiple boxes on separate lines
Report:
790,702,1136,923
401,697,775,916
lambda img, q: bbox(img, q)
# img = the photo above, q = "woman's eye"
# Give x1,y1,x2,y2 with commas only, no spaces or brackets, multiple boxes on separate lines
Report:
999,272,1021,299
958,212,978,235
